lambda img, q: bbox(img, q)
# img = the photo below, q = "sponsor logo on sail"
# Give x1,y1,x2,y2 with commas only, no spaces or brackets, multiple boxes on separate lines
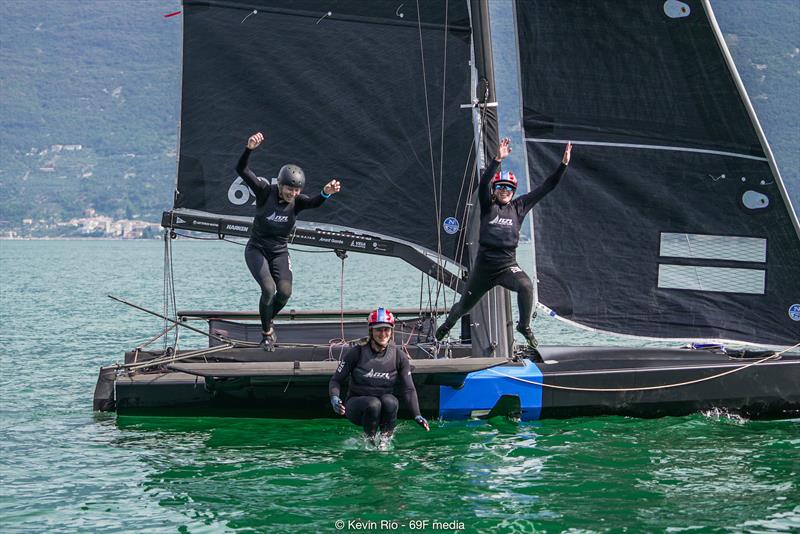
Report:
364,369,391,380
443,217,460,234
489,215,513,226
266,212,289,223
789,304,800,322
228,176,258,206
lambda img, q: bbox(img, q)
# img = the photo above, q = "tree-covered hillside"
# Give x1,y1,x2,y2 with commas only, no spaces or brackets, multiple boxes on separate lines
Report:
0,0,181,223
0,0,797,231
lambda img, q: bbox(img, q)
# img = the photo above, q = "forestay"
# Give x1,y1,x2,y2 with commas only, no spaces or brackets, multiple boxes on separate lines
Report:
175,0,477,263
514,0,800,345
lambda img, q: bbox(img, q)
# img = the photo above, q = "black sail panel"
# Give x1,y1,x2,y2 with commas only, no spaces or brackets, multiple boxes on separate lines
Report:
176,1,475,261
516,0,800,345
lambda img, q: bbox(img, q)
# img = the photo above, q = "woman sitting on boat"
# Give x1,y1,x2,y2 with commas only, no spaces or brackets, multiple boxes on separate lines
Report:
236,132,341,351
329,308,430,443
435,138,572,358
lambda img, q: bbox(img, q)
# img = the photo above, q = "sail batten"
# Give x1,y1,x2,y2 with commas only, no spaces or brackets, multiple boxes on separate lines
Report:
524,138,769,162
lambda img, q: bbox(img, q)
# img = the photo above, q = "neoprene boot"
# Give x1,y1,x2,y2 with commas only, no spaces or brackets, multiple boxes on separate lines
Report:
260,328,276,352
516,323,539,348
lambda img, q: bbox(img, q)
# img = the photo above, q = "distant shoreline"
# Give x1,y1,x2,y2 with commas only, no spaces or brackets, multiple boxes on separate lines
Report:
0,236,161,241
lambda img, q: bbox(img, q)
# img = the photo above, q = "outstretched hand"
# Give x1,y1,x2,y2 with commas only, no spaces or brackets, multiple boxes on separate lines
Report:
323,179,341,196
331,396,346,415
247,132,264,150
562,142,572,165
415,415,430,432
496,137,512,161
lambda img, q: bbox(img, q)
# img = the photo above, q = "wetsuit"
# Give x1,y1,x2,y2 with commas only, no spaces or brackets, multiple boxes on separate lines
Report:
236,148,328,333
329,342,422,436
440,158,567,333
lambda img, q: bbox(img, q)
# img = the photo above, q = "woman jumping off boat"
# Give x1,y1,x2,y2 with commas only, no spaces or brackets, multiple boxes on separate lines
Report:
435,137,572,359
329,308,430,444
236,132,341,351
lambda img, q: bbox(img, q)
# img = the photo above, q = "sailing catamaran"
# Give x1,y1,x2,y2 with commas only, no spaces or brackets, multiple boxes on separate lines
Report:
94,0,799,420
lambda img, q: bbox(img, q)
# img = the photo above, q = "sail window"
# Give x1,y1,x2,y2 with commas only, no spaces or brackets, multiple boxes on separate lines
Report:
659,233,766,263
663,0,691,19
657,265,765,294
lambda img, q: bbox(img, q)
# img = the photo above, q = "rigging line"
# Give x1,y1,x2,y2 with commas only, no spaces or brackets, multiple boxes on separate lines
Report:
452,137,476,229
486,352,784,392
454,166,477,268
454,95,488,268
108,295,233,346
453,142,478,269
122,344,236,372
426,271,435,317
415,0,445,293
132,323,178,351
169,234,178,349
434,0,450,291
418,270,425,318
339,251,346,343
163,231,177,352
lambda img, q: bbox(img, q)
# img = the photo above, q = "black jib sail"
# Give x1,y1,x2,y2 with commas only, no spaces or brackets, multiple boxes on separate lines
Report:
174,0,477,264
514,0,800,345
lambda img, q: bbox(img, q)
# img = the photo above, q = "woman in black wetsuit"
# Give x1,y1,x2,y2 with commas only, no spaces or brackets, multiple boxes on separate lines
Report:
435,138,572,358
236,132,341,351
329,308,430,443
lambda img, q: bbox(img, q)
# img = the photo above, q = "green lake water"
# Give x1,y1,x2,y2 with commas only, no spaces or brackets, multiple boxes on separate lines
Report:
1,240,798,533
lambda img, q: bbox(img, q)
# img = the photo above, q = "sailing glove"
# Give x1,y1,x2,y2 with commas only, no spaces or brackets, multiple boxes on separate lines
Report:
331,395,343,414
415,415,430,431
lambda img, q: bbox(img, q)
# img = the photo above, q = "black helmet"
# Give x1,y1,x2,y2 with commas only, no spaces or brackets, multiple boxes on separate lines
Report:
277,164,305,189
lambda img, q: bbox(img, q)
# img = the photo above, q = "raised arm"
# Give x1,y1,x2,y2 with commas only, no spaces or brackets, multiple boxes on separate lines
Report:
478,137,512,211
516,142,572,214
235,132,270,193
295,179,341,213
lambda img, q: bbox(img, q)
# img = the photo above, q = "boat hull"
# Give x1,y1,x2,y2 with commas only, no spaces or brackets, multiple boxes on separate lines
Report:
102,346,800,420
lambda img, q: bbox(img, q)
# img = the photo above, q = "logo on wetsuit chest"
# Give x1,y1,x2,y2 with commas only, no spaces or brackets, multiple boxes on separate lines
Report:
489,215,514,226
364,369,391,380
265,212,289,223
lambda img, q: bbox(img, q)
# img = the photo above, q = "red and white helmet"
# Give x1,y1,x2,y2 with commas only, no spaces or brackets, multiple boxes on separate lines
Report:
367,307,395,329
491,170,518,190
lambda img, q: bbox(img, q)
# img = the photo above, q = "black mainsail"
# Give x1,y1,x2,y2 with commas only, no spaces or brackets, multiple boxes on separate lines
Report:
514,0,800,345
174,0,476,264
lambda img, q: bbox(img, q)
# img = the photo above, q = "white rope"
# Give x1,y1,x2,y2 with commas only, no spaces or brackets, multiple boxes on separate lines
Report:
484,346,797,393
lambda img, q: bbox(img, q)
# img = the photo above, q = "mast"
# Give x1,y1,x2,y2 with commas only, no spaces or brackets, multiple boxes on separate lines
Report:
467,0,513,357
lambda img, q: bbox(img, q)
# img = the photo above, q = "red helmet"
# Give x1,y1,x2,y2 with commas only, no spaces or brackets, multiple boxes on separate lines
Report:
491,170,518,190
367,307,395,329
